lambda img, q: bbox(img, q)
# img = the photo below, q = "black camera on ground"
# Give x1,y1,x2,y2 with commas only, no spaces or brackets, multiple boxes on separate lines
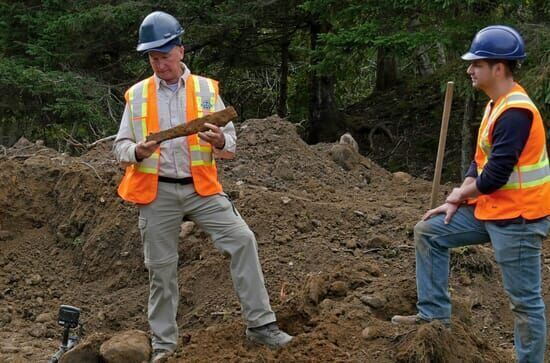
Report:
49,305,81,363
58,305,80,329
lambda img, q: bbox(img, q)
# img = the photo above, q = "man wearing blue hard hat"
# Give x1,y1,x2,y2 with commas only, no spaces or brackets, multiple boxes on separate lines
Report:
114,11,293,362
392,25,549,363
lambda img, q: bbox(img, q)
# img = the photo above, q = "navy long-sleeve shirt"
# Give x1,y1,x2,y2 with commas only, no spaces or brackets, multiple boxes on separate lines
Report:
465,107,533,194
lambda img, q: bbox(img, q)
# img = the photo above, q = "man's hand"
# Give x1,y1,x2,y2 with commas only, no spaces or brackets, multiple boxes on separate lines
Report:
135,140,158,161
422,202,459,224
446,187,465,204
198,122,225,149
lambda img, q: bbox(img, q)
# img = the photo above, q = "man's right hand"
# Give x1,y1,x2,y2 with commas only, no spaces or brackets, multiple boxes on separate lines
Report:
422,202,459,225
135,140,158,161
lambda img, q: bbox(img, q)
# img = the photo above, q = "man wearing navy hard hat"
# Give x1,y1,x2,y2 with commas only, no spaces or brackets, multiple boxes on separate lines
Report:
114,11,293,362
392,25,549,363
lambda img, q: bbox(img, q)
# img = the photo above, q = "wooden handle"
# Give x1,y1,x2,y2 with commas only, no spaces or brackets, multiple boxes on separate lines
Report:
146,106,238,143
430,81,454,209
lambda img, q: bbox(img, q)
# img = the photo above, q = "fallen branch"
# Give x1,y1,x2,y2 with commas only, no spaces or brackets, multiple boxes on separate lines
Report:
210,310,239,316
86,135,116,148
331,247,356,254
395,244,415,250
8,149,52,160
371,137,404,161
60,129,86,150
78,161,103,181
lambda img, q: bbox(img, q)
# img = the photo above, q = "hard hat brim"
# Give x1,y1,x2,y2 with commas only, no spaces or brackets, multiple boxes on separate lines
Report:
136,31,183,52
461,51,526,61
461,52,486,61
140,41,180,54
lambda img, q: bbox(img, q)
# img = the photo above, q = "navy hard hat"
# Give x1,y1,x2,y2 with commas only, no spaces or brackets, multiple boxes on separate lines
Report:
461,25,526,61
137,11,184,53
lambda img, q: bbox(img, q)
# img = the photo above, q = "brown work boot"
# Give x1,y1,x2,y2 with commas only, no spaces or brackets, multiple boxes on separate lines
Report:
391,314,428,325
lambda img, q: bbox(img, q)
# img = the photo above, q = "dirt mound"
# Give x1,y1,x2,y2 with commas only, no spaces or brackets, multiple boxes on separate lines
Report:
0,116,543,362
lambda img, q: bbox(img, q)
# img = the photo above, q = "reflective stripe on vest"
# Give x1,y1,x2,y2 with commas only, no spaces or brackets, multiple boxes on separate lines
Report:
477,91,549,191
128,77,160,174
479,92,533,155
193,76,216,118
188,75,217,167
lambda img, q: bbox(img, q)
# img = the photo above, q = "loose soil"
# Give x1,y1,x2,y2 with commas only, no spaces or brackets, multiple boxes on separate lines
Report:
1,117,548,362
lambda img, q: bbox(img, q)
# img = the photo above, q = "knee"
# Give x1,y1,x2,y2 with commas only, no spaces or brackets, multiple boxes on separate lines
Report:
414,220,431,242
217,225,256,250
415,219,433,235
506,290,545,315
231,226,256,245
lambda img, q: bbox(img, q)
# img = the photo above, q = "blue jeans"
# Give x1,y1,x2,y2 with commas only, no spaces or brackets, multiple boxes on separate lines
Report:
415,205,550,363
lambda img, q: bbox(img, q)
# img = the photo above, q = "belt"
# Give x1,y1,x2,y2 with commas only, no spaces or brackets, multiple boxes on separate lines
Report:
158,176,194,185
493,216,547,226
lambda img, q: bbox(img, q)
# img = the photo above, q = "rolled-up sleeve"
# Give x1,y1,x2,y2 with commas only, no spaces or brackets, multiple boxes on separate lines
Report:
213,96,237,158
113,103,138,166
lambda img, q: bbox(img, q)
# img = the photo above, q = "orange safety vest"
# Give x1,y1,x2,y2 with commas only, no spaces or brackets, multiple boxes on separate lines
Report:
470,83,550,220
117,74,223,204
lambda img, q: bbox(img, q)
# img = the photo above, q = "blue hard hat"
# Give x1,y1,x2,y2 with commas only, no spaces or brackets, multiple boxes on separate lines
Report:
137,11,184,53
461,25,526,61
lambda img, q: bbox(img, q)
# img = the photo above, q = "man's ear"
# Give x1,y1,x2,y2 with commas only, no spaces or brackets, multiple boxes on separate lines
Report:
495,62,506,79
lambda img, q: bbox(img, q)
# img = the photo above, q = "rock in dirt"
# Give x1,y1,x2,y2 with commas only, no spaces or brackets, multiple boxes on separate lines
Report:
360,294,387,309
329,144,361,171
392,171,412,184
365,235,391,248
304,274,328,305
347,240,359,249
179,221,195,240
361,326,383,340
28,324,46,338
35,312,53,323
329,281,348,297
230,164,248,179
60,333,106,363
100,329,151,363
25,274,42,286
339,132,359,153
12,137,32,148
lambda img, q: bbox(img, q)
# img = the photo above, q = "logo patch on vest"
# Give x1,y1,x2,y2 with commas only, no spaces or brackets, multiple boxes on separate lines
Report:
201,101,212,110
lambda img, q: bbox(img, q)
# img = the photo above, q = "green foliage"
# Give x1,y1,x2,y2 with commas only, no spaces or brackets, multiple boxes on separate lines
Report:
0,0,547,152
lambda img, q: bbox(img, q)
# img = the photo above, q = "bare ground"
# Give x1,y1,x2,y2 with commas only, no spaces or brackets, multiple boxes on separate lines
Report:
1,117,548,362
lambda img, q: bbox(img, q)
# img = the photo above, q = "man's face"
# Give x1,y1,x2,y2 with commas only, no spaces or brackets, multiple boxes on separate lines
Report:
466,60,494,90
148,45,184,84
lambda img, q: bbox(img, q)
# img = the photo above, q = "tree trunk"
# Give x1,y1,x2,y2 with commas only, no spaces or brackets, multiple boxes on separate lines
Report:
277,35,290,118
307,20,343,144
461,94,476,177
375,47,398,91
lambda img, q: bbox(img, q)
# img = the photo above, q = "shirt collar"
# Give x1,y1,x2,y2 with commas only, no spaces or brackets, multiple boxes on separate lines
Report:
153,62,191,90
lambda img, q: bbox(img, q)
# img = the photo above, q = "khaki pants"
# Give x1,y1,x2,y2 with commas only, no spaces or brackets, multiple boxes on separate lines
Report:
138,182,276,352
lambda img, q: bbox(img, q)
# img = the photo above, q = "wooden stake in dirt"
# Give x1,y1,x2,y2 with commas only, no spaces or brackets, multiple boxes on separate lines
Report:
146,106,238,143
430,81,454,209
